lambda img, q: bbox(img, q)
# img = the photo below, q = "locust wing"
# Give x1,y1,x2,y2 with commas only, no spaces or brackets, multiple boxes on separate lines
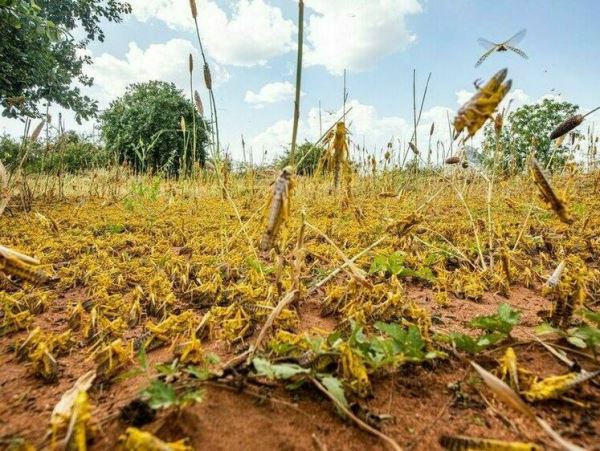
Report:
506,45,529,60
477,37,497,49
475,46,497,67
504,28,527,46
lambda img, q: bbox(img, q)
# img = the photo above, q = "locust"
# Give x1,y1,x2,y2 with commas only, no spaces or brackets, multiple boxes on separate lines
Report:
440,435,542,451
529,157,573,224
259,166,295,252
524,370,600,402
454,69,512,138
0,245,50,285
321,122,350,189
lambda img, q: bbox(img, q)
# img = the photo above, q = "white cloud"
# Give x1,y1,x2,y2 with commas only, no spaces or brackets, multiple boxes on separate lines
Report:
88,39,230,106
248,99,453,161
128,0,295,67
455,89,473,106
245,81,299,108
249,118,295,152
304,0,422,75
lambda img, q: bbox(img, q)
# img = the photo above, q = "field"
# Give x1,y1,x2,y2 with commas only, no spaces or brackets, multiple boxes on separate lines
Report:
1,166,599,450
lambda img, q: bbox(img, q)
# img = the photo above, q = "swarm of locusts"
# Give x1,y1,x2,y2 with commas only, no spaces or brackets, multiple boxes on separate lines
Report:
1,67,599,451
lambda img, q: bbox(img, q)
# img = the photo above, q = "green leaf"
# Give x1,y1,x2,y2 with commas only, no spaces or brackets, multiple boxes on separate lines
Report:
245,257,273,275
567,336,587,349
205,353,220,365
568,326,600,350
374,322,404,341
375,323,426,360
319,375,348,414
155,361,179,376
535,323,560,336
326,330,343,347
435,332,480,354
252,357,310,380
469,303,521,334
185,365,212,381
386,252,406,275
179,389,203,406
115,367,145,382
425,350,447,360
45,21,59,41
348,321,368,346
476,332,507,348
369,254,389,274
140,380,177,409
578,309,600,327
498,303,521,324
414,267,436,283
106,223,126,234
369,252,406,275
137,344,148,371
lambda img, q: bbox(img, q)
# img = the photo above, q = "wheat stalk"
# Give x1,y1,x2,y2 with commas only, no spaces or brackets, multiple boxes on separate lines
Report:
0,159,9,217
194,90,204,117
188,0,197,18
189,0,219,155
30,120,45,142
549,106,599,140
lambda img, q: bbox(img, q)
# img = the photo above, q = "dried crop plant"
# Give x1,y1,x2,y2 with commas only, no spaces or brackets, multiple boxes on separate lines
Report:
427,122,435,167
188,53,197,177
189,0,219,154
194,90,204,117
549,106,600,140
408,70,432,170
0,159,9,217
289,0,304,165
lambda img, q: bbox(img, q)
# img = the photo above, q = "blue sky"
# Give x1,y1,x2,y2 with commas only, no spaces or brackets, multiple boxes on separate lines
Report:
2,0,599,160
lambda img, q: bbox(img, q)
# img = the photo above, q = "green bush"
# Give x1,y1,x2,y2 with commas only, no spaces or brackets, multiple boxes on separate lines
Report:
0,132,109,173
0,134,21,168
40,132,110,173
275,141,323,175
100,81,209,175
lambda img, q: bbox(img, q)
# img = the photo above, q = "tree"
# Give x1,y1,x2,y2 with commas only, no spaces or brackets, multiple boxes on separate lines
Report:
0,0,131,121
100,81,209,175
275,141,323,175
482,98,579,171
0,131,109,173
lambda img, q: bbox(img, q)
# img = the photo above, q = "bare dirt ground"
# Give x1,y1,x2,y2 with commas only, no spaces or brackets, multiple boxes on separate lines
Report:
1,283,598,450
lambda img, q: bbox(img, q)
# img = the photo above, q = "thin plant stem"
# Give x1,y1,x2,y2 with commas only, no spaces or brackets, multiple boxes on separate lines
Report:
290,0,304,166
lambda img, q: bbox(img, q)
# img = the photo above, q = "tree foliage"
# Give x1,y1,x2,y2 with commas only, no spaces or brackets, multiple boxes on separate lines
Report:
276,141,323,175
482,98,579,171
0,131,109,173
100,81,209,175
0,0,131,121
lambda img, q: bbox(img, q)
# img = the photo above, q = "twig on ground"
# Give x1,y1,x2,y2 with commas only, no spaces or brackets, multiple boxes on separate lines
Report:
310,376,402,451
